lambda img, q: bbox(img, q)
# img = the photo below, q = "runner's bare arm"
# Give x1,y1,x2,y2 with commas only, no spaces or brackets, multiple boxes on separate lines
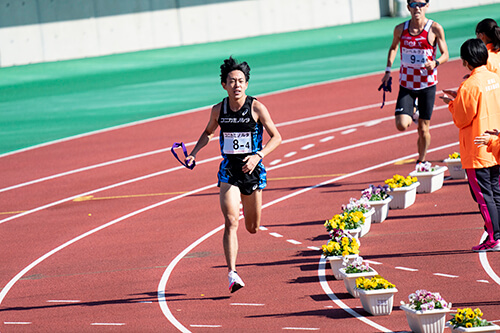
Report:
186,104,220,166
242,100,282,174
382,24,403,84
426,22,449,70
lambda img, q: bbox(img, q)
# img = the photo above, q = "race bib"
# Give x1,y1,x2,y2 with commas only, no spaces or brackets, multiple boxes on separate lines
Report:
401,48,429,68
223,132,252,154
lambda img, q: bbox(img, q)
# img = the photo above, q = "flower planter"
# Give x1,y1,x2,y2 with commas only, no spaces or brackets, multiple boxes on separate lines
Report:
356,287,398,316
369,196,392,223
344,227,361,241
339,268,378,298
389,182,420,209
325,254,359,280
446,322,500,333
444,158,467,180
360,208,375,237
409,166,448,193
401,304,450,333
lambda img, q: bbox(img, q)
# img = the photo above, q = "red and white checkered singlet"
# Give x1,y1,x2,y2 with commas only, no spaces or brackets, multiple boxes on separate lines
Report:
399,19,437,90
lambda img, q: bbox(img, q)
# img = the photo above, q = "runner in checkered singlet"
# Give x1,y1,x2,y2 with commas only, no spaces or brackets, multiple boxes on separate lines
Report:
381,0,449,164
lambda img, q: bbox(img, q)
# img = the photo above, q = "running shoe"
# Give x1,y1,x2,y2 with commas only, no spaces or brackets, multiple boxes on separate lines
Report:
228,271,245,293
412,108,420,124
472,239,500,252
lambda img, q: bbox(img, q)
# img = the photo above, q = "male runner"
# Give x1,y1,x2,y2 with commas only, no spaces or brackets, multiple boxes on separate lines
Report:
381,0,449,164
186,57,282,292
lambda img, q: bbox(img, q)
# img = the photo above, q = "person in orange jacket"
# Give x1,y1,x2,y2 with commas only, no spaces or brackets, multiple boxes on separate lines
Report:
441,38,500,252
475,18,500,76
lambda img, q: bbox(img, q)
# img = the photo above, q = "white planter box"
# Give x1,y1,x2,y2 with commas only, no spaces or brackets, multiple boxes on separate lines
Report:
360,208,375,237
369,196,392,223
339,268,378,298
345,227,361,242
356,287,398,316
444,158,467,179
389,182,420,209
446,322,500,333
401,304,450,333
325,254,359,280
410,166,448,193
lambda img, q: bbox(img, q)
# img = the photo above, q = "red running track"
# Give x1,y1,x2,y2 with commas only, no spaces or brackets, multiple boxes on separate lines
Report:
1,59,499,332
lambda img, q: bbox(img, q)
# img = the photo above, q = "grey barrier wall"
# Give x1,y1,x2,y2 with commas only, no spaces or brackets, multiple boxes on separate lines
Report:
0,0,499,67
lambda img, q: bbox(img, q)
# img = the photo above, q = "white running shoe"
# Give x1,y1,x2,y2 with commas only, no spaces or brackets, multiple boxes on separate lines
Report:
228,271,245,293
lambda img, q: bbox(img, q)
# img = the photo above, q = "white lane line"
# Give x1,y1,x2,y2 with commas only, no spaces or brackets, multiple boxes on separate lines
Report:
0,183,218,307
190,325,222,328
269,159,282,166
1,119,453,227
395,266,419,272
308,246,321,251
4,322,32,325
433,273,459,278
284,151,297,158
477,280,489,283
364,260,383,265
301,144,315,150
91,323,125,326
364,120,383,127
341,129,357,135
319,136,334,142
46,299,80,303
318,256,392,332
259,226,268,231
282,328,320,331
159,143,460,332
230,303,265,306
287,239,302,245
269,232,283,238
478,232,500,285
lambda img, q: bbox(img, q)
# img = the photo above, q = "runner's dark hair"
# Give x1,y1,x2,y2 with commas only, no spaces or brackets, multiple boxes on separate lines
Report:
460,38,489,68
476,18,500,52
220,56,250,84
406,0,429,4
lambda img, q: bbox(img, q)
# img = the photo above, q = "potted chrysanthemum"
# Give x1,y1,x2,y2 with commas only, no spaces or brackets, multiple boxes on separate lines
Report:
354,275,398,316
446,307,500,332
444,152,467,179
322,228,360,280
342,197,374,237
339,256,378,298
385,174,420,209
400,289,451,333
361,185,392,223
409,161,448,193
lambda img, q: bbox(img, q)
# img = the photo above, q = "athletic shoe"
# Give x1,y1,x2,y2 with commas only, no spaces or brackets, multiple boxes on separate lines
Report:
228,271,245,293
472,239,500,252
412,107,419,124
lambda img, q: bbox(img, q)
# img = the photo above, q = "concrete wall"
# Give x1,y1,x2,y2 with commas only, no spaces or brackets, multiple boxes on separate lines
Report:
0,0,499,67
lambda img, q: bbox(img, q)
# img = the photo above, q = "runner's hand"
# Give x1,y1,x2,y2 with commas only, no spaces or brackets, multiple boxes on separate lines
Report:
381,72,391,84
185,155,195,168
242,154,260,174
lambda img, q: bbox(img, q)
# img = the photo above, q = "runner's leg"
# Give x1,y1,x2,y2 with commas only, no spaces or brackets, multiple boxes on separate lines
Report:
241,189,262,234
220,182,242,272
417,119,431,162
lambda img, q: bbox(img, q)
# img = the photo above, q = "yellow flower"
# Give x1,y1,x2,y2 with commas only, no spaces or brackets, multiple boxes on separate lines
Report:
455,314,464,323
466,308,475,320
474,308,483,317
339,222,346,229
466,323,473,328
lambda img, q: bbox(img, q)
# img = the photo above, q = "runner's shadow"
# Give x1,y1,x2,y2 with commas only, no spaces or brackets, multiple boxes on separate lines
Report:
386,210,479,221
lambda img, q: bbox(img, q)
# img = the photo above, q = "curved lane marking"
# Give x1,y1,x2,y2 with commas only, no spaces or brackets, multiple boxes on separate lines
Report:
157,143,458,332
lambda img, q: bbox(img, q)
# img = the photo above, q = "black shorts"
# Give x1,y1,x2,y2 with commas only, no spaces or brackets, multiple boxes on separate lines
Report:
395,85,436,121
217,155,267,195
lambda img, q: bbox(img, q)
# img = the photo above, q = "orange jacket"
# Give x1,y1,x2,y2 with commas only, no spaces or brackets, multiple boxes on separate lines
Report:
486,43,500,76
448,66,500,168
486,136,500,163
